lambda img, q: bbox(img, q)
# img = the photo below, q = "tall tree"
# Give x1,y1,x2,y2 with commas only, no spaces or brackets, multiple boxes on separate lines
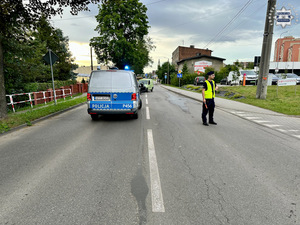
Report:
0,0,100,119
90,0,154,73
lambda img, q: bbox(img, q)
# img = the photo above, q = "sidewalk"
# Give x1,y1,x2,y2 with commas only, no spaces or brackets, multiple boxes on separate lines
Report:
161,85,300,140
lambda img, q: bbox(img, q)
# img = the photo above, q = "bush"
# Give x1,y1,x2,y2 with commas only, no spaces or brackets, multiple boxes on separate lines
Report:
23,80,77,93
170,73,198,86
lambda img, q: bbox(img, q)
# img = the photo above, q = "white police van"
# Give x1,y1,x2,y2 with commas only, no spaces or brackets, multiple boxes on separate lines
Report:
87,69,142,120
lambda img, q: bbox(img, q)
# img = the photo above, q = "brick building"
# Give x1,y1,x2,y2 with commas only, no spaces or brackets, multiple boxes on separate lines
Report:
172,45,212,67
274,36,300,62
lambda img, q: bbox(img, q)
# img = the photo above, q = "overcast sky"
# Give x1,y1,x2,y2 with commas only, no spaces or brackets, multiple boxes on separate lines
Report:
51,0,300,72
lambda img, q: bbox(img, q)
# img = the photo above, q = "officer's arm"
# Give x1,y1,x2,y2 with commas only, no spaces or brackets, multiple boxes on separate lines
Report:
202,87,206,103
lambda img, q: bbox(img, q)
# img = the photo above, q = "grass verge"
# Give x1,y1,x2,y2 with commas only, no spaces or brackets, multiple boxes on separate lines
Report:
181,84,300,116
0,95,87,134
217,85,300,115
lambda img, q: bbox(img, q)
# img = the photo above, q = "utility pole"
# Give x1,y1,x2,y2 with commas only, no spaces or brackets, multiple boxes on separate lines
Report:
90,46,93,71
256,0,276,99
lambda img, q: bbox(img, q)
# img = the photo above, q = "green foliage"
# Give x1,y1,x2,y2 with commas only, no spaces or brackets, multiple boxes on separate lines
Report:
182,62,189,75
90,0,154,74
0,0,97,118
23,80,77,93
170,72,198,86
156,62,176,83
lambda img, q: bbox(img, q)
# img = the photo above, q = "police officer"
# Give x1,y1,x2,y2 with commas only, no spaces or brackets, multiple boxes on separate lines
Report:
202,71,218,126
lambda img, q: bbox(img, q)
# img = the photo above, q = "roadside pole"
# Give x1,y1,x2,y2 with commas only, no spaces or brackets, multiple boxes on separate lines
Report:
43,49,59,105
256,0,276,99
49,49,57,105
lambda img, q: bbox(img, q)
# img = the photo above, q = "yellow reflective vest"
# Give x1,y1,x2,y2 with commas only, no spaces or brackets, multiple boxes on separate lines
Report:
204,80,215,99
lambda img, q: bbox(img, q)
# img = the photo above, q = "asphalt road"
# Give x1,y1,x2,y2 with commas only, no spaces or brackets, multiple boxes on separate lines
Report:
0,85,299,225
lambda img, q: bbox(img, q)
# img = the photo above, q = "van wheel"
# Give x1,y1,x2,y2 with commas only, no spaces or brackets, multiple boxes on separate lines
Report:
146,88,148,92
151,88,153,92
91,114,98,120
139,99,142,109
132,112,138,119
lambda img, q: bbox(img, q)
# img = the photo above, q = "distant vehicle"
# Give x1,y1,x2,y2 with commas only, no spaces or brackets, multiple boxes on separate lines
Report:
227,71,240,85
271,74,280,85
227,70,258,85
220,78,227,85
194,76,205,86
87,69,142,120
139,79,154,92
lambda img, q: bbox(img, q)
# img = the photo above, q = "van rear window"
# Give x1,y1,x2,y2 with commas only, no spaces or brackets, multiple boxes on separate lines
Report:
90,72,132,88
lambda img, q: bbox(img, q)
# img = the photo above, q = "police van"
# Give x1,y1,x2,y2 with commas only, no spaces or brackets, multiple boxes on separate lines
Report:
87,69,142,120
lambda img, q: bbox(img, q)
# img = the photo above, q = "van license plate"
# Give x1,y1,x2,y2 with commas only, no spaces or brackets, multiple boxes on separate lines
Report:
94,96,110,101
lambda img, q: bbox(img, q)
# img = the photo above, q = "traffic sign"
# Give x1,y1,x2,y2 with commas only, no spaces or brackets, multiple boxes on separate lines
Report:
177,73,182,78
43,50,59,65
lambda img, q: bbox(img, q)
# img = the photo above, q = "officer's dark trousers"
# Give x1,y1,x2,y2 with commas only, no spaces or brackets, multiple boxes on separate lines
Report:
202,98,215,123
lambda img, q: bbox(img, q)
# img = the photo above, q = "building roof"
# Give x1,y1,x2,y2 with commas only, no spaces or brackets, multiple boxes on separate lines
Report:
177,55,225,64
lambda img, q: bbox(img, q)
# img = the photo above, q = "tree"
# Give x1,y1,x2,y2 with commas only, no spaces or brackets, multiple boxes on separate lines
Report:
0,0,100,118
156,62,176,83
90,0,154,73
182,62,189,75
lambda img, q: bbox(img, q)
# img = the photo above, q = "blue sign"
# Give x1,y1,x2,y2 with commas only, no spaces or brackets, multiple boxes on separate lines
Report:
165,75,167,79
177,73,182,78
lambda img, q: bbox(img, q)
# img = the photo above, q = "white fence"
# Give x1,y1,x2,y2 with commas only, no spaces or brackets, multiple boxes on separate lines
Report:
6,89,72,113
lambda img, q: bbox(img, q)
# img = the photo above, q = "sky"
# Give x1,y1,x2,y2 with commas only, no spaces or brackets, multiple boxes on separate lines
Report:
50,0,300,73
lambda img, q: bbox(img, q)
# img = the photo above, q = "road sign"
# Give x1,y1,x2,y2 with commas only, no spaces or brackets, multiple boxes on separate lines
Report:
277,79,297,86
43,50,59,65
177,73,182,78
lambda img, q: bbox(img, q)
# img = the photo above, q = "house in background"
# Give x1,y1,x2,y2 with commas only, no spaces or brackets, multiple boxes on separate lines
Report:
177,55,225,74
172,45,225,74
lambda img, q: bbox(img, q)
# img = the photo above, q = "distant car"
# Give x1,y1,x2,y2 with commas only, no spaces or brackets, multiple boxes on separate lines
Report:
286,73,300,85
271,73,280,85
220,78,227,85
87,69,142,120
139,79,154,92
194,76,205,86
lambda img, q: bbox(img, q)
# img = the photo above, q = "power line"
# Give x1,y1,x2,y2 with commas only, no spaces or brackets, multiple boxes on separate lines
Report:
203,0,253,49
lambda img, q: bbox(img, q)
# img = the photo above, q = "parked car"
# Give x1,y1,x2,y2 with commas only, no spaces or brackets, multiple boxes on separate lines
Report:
271,73,280,85
139,79,154,92
220,78,227,85
194,76,205,86
227,70,258,85
286,73,300,85
87,69,142,120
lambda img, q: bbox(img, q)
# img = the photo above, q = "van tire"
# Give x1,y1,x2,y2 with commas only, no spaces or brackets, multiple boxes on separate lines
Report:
91,115,98,120
132,112,138,119
139,99,142,109
151,88,153,92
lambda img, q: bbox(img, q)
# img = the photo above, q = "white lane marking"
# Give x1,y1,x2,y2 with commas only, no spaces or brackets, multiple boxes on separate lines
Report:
293,135,300,139
146,94,148,98
147,129,165,213
146,99,148,105
276,129,288,133
244,117,261,120
252,120,271,123
146,107,150,120
264,124,282,128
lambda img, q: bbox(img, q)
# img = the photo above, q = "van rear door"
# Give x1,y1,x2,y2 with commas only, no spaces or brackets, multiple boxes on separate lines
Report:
110,72,135,110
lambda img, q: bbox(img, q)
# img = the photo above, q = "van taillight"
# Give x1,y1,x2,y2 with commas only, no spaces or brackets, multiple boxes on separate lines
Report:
87,93,91,101
131,93,137,101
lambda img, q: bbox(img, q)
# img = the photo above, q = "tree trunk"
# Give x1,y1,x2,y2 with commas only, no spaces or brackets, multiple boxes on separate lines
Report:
0,38,7,119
